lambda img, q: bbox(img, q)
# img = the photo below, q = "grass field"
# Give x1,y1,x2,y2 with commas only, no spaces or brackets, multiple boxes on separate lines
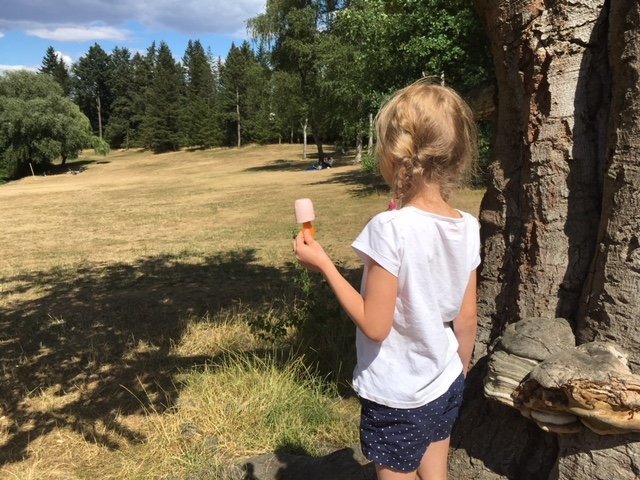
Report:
0,145,483,478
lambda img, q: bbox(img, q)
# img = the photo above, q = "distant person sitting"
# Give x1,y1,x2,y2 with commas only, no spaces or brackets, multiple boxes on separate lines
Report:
321,157,334,169
306,156,334,171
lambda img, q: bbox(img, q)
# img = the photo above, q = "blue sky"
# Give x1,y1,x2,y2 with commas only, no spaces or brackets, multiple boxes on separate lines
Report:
0,0,266,73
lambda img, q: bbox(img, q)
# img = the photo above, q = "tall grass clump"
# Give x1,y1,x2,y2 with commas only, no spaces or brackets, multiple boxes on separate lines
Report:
176,353,359,458
248,265,357,385
360,153,379,175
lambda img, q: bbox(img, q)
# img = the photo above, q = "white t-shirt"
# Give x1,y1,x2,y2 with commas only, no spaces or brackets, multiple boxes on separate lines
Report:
351,206,481,408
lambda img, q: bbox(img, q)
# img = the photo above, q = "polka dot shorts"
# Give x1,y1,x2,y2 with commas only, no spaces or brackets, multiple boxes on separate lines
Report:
358,373,464,473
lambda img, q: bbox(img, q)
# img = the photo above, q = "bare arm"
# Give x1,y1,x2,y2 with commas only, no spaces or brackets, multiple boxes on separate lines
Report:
294,230,397,342
453,270,478,376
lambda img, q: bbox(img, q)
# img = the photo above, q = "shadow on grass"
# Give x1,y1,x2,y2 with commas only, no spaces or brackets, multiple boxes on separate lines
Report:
0,249,361,465
242,446,376,480
45,159,105,176
308,170,389,198
245,158,315,173
244,155,389,198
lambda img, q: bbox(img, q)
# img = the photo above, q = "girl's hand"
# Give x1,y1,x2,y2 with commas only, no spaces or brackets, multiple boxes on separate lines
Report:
294,229,332,273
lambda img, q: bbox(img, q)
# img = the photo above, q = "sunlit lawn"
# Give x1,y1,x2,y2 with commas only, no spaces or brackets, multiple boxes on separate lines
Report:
0,144,483,478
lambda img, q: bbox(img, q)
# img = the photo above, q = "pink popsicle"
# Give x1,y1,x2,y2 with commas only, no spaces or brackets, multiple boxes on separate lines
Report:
294,198,316,237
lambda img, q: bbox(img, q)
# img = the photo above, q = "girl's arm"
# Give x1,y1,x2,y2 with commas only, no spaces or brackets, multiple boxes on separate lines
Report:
294,230,397,342
453,270,478,376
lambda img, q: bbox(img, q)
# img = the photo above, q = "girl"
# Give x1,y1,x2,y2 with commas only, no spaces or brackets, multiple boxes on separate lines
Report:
294,80,480,480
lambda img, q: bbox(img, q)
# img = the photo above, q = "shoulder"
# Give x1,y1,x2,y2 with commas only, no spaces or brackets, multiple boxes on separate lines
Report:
363,209,416,237
458,210,480,230
366,210,399,228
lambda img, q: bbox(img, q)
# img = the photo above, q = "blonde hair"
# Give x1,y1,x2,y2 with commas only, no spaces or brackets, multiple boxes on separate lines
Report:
375,79,478,202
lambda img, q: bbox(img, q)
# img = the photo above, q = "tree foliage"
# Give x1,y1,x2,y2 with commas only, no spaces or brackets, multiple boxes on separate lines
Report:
142,42,185,152
72,43,112,138
0,71,93,179
39,46,71,96
104,47,136,148
183,40,221,148
12,1,490,165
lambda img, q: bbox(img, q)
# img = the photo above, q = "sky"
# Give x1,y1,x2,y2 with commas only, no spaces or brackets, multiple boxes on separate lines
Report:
0,0,266,73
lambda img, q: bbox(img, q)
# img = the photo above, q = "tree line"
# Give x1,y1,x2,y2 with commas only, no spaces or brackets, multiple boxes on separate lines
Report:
1,0,492,180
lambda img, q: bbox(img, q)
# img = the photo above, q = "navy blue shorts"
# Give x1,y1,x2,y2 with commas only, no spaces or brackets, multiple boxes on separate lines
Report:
359,373,464,472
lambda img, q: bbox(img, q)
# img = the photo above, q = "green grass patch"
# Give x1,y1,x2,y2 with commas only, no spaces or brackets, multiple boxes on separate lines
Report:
177,353,359,459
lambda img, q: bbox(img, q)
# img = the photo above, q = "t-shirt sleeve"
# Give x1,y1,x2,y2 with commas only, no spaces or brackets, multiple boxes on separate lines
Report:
468,215,481,270
351,213,401,277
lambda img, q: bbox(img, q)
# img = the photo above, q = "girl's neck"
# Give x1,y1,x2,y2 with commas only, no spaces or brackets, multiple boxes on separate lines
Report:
404,184,461,218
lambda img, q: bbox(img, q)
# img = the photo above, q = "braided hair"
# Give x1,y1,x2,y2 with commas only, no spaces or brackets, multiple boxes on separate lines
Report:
376,79,478,204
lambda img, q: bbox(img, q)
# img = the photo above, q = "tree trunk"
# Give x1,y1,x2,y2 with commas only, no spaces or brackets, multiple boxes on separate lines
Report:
368,113,374,155
557,1,640,477
96,95,103,140
236,87,241,148
578,0,640,370
449,1,640,479
302,118,308,159
314,133,324,162
355,135,363,163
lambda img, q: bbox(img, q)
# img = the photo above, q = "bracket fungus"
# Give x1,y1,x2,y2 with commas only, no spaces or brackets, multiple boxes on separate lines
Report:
484,318,640,435
484,317,575,407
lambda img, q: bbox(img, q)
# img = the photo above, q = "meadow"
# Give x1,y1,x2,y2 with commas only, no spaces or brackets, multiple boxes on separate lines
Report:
0,145,483,479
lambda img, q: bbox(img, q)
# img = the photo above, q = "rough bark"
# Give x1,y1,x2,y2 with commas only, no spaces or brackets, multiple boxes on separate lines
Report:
473,0,608,356
578,0,640,370
449,1,640,479
557,1,640,477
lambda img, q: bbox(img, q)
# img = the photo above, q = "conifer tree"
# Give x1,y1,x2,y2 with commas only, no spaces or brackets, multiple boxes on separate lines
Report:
219,41,265,147
104,47,135,148
183,40,221,148
128,44,157,147
244,46,278,144
142,41,185,152
72,43,112,139
39,46,71,96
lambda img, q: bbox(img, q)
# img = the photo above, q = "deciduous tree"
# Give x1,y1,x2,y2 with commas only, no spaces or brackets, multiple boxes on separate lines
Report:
0,71,93,178
449,1,640,479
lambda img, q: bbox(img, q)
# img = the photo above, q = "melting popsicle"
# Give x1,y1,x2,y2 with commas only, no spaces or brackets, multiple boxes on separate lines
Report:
294,198,316,238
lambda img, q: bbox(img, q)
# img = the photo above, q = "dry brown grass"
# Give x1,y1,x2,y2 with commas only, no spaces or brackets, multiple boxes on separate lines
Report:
0,144,483,478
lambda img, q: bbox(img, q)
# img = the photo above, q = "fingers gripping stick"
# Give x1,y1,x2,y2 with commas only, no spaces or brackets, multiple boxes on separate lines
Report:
294,198,316,238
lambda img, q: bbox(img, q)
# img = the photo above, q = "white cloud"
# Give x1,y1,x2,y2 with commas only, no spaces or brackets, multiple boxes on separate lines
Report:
27,26,129,42
0,32,4,39
55,50,73,68
0,64,38,74
1,1,265,37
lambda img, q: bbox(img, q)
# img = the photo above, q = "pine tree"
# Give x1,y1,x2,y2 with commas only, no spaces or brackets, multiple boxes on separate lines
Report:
183,40,221,148
128,44,157,147
219,41,266,147
104,47,135,148
39,46,71,96
244,49,277,144
72,43,112,138
142,42,185,152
